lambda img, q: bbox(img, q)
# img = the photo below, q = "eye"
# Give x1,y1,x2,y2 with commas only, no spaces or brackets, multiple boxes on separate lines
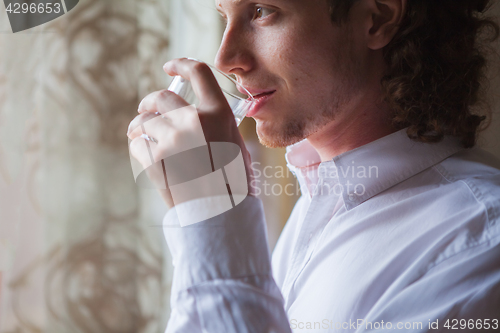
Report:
254,6,275,19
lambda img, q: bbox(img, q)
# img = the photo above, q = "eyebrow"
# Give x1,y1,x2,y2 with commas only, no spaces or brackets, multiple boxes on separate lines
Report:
216,0,288,15
216,0,246,14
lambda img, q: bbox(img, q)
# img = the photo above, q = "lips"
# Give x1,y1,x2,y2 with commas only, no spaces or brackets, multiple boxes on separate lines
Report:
235,85,276,117
251,91,275,99
236,85,273,97
247,90,275,117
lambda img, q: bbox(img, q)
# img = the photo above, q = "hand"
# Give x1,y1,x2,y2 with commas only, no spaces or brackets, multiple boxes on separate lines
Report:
127,58,255,208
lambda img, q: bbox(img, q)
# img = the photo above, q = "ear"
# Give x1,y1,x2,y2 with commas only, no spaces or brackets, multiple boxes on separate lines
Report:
366,0,406,50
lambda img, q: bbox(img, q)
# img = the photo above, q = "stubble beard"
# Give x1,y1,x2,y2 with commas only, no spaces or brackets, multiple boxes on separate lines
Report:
256,108,334,149
256,68,359,149
256,29,360,149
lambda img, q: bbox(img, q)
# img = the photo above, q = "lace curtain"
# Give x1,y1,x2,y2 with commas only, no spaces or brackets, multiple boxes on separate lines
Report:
0,0,224,332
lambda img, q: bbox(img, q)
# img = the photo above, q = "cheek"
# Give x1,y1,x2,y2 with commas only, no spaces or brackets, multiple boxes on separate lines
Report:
278,31,340,80
257,33,291,69
254,25,315,69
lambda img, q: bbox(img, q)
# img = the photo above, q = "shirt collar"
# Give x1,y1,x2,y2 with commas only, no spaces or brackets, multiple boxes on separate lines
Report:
285,129,465,210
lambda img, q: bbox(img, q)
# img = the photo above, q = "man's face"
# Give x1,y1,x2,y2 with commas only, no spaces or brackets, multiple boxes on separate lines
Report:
215,0,367,148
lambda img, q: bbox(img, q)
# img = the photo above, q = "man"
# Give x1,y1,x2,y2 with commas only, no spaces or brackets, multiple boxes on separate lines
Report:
128,0,500,332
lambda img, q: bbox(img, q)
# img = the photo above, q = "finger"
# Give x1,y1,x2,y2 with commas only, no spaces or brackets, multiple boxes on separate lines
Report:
163,58,228,112
129,113,195,161
138,89,190,115
128,112,169,140
129,136,155,168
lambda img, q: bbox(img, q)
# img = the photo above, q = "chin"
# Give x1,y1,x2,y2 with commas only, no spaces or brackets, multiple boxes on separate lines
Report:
255,118,307,149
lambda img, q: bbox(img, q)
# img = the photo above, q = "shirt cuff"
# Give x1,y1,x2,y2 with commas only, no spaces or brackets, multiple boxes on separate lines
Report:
163,195,271,294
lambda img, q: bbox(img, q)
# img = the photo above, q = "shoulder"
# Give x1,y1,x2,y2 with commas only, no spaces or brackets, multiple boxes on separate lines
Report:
425,147,500,261
434,147,500,228
437,147,500,181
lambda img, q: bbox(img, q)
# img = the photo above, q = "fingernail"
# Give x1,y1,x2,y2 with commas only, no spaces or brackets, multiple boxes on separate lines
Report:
138,100,143,112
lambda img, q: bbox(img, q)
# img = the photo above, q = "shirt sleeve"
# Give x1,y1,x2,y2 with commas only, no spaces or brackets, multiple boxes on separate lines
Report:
163,195,292,333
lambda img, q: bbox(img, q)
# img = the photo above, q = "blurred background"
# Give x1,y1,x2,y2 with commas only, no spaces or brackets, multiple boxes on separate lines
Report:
0,0,498,332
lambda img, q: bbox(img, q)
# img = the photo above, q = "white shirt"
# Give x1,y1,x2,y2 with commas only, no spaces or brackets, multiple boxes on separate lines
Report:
163,129,500,333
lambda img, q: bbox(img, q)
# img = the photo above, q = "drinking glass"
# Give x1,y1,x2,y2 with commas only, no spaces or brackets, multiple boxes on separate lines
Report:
167,61,254,126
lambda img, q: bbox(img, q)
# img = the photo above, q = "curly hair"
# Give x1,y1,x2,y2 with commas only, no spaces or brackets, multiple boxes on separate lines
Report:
329,0,499,148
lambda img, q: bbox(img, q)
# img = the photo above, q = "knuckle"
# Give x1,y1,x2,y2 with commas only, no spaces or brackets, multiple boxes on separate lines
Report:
129,116,145,132
193,62,210,74
128,118,142,134
158,89,174,100
156,89,184,112
147,90,162,98
128,127,143,140
141,92,156,106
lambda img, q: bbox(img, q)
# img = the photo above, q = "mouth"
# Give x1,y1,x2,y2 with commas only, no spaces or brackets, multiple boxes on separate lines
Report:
251,90,276,100
246,90,276,117
235,84,276,117
236,85,275,99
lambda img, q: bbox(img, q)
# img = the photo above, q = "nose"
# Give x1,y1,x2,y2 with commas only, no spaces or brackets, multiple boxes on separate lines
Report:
214,22,254,76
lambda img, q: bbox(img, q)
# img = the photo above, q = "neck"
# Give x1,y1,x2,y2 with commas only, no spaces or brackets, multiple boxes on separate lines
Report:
307,102,397,162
